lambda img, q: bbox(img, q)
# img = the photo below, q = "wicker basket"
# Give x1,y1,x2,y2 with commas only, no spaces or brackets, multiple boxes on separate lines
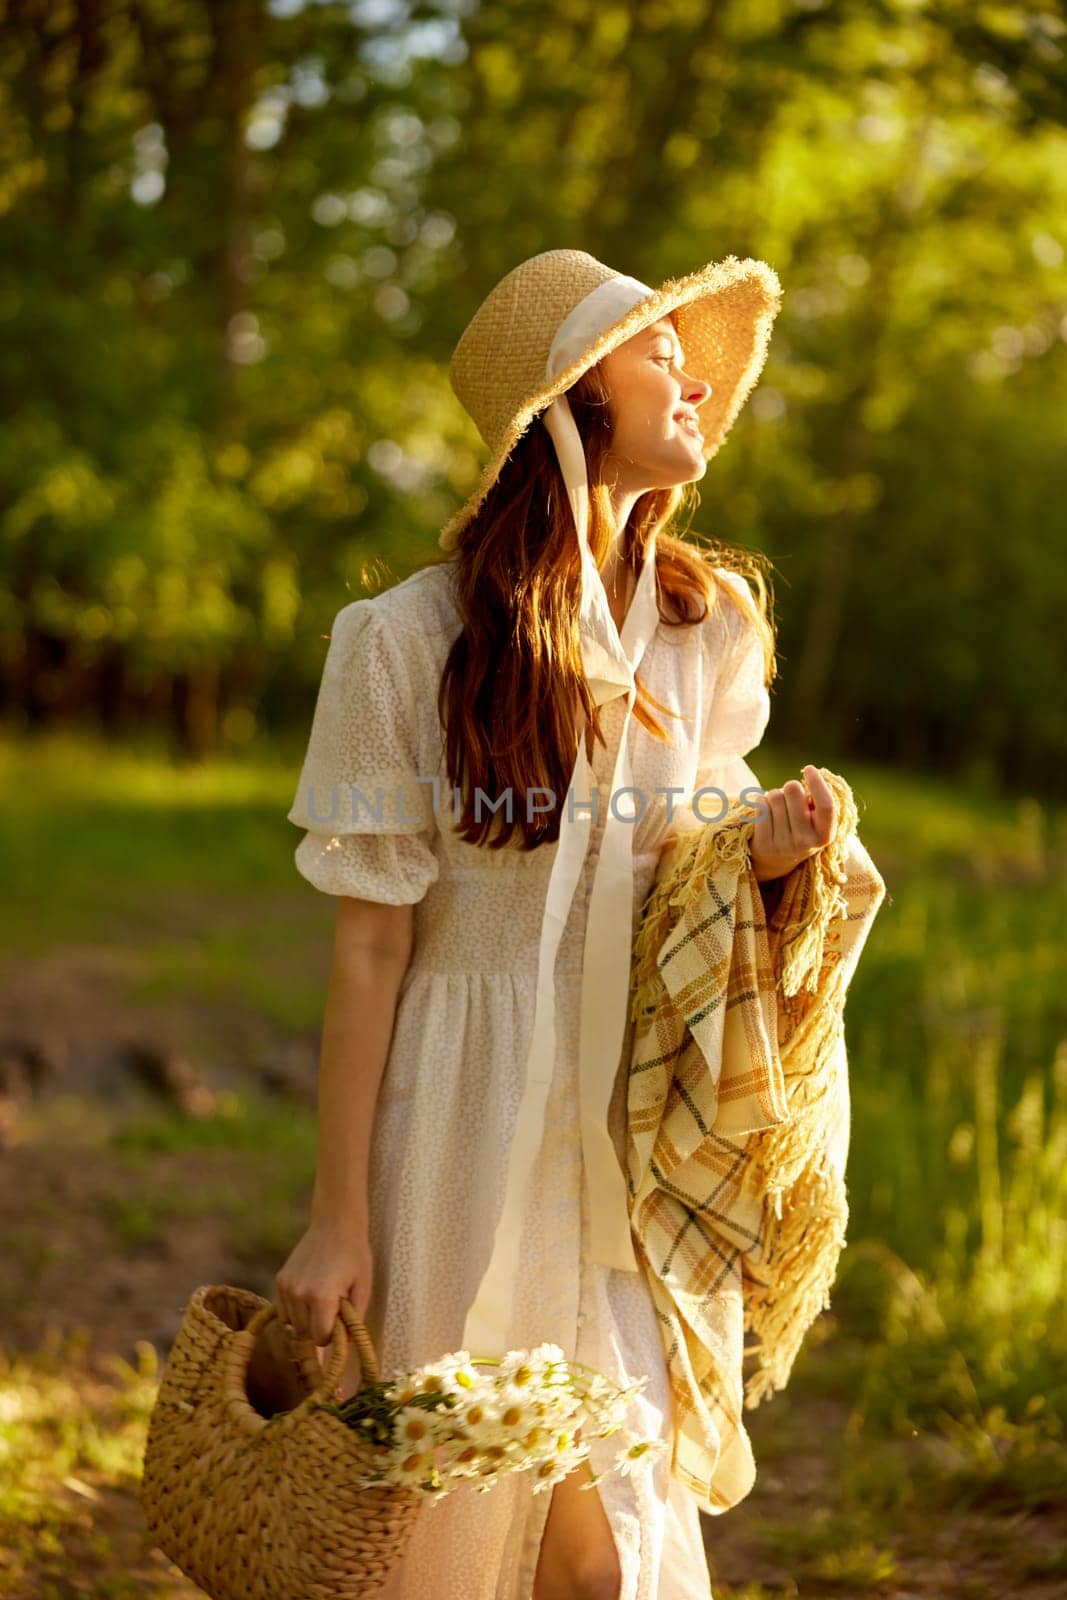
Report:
140,1284,422,1599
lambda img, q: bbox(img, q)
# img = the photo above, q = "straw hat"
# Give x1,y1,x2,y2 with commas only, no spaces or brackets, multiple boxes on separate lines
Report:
440,247,782,551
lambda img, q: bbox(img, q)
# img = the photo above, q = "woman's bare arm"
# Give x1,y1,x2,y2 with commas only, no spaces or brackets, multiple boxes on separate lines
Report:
276,894,414,1344
310,895,414,1226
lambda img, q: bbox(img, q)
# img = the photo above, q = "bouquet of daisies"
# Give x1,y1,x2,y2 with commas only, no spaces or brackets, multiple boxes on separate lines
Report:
318,1340,668,1499
141,1288,666,1600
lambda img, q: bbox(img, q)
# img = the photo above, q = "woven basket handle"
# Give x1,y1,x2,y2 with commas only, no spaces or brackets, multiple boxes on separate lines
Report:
222,1297,380,1435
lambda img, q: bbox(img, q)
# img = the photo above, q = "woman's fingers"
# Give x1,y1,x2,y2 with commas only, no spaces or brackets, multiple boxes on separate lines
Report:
781,780,810,851
751,788,781,855
751,766,837,881
751,788,793,880
309,1293,342,1347
275,1274,309,1341
781,770,836,853
276,1276,344,1345
274,1280,291,1328
291,1300,311,1343
768,787,791,842
801,764,837,845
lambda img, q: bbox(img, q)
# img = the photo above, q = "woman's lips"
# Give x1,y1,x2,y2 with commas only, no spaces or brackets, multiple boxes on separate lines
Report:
676,417,703,442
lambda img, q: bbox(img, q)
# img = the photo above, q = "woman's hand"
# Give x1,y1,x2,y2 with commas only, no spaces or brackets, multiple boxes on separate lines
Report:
275,1218,374,1347
748,763,836,884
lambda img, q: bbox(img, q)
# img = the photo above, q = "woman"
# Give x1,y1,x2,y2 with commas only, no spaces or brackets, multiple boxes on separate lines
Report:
277,249,837,1600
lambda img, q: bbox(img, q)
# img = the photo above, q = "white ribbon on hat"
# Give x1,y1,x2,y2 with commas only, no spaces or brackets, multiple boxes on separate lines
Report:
461,274,661,1357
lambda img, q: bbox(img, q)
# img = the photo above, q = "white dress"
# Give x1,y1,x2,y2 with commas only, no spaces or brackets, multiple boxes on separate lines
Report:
287,557,771,1600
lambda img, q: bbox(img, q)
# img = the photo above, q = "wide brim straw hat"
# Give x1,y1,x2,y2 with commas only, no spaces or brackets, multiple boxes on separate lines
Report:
440,247,782,551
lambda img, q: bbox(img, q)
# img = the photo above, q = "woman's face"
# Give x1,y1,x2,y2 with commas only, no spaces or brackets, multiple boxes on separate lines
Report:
596,314,712,495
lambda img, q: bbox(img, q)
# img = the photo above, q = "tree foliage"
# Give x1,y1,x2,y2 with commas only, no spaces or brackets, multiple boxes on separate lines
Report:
0,0,1064,787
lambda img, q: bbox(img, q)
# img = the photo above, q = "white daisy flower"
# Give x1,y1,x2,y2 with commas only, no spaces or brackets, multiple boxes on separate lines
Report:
393,1403,440,1451
392,1445,434,1489
612,1434,669,1477
449,1358,482,1393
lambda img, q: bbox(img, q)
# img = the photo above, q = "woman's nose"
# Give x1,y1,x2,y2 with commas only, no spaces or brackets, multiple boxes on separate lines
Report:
687,376,712,406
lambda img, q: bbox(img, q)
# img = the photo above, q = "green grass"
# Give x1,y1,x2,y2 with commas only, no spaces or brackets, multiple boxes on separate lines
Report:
0,1090,323,1596
757,1510,898,1586
108,1091,320,1263
0,726,299,889
0,727,333,1028
112,1090,317,1156
0,1336,167,1596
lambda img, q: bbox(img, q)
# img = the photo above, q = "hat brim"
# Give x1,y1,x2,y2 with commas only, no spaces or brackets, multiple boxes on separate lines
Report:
438,255,782,551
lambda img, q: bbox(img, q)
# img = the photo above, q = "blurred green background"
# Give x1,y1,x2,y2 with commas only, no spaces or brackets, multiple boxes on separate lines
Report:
3,0,1066,788
1,2,1065,1595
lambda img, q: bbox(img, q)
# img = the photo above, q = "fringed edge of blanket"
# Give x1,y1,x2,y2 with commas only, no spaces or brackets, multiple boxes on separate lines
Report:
741,1156,849,1408
774,777,859,1002
631,770,863,1411
630,807,754,1025
739,775,860,1407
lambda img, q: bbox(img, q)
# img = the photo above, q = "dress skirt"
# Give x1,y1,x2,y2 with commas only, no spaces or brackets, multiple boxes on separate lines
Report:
367,820,714,1600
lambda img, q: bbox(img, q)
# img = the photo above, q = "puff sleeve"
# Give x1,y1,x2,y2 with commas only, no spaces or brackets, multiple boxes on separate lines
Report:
694,569,772,808
287,600,441,904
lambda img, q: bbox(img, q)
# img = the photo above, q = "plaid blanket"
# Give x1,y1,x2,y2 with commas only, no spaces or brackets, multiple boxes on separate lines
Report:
625,768,887,1513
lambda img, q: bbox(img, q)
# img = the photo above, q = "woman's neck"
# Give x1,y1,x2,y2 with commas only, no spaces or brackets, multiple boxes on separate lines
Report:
599,516,639,635
603,559,635,634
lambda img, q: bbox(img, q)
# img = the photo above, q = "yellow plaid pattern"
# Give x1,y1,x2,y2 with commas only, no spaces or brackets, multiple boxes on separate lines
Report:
626,769,887,1513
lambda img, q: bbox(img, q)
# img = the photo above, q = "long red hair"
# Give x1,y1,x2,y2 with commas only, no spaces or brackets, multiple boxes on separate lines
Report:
424,339,777,850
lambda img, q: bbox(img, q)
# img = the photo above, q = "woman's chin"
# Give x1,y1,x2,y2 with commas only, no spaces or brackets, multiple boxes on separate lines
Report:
671,450,707,487
615,449,708,496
